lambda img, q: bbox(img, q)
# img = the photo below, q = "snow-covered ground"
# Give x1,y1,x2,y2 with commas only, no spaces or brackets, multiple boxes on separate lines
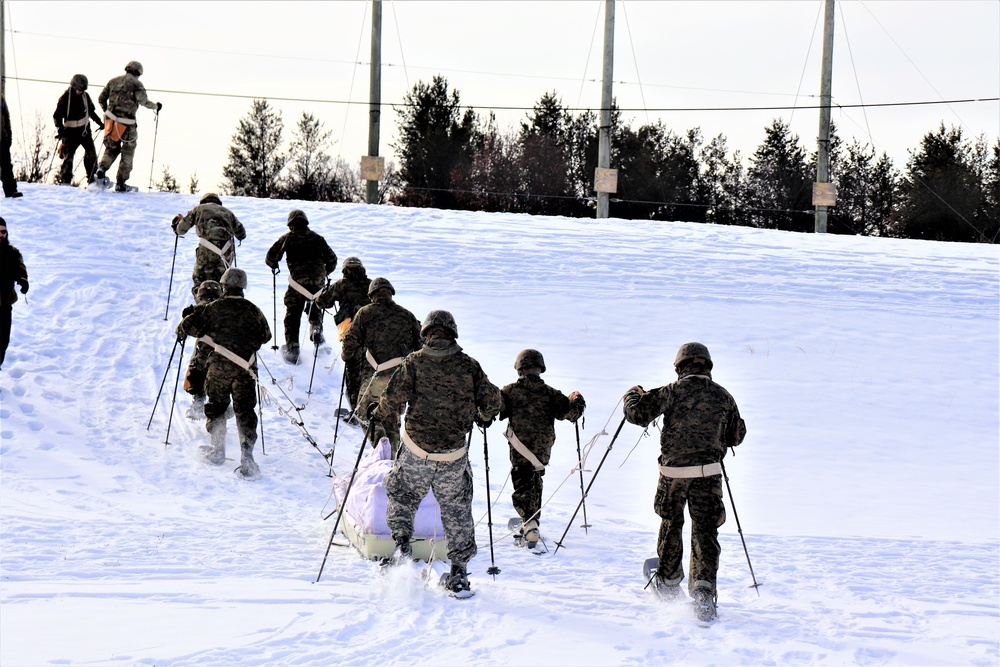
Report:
1,183,997,666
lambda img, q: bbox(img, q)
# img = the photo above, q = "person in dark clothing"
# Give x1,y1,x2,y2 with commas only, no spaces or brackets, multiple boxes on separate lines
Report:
53,74,104,185
0,218,29,368
1,95,22,198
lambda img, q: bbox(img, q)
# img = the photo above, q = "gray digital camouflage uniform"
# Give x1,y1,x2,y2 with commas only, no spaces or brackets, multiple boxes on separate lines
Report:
315,264,370,411
341,296,420,449
375,336,502,566
623,363,746,596
177,292,271,444
265,213,337,349
499,374,584,524
174,199,246,297
97,71,158,187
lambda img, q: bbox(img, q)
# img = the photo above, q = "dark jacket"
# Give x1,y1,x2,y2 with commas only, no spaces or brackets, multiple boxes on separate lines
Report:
53,88,102,135
0,241,28,307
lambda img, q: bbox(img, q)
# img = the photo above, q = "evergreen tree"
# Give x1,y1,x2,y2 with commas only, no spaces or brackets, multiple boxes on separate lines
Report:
188,173,200,195
391,76,479,209
745,118,812,232
222,99,286,199
280,112,334,201
698,134,746,226
517,93,580,216
454,114,525,213
828,140,899,237
155,165,180,193
894,124,986,242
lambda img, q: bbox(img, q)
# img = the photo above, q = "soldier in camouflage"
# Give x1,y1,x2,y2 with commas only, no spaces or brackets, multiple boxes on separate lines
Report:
172,193,246,298
95,61,160,191
623,342,746,621
341,277,420,450
499,348,585,547
265,210,337,361
52,74,103,185
316,256,371,416
175,280,223,419
177,268,272,479
373,309,502,595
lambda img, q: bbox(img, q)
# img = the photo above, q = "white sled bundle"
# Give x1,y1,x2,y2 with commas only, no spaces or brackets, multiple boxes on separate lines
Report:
333,438,449,562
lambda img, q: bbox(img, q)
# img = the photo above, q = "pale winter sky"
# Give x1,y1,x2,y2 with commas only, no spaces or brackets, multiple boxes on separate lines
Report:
2,0,998,193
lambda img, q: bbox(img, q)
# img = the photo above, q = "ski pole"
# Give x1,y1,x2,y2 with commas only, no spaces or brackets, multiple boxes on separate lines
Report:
574,420,592,533
147,335,181,430
720,457,762,595
481,424,501,578
315,419,376,583
307,318,321,395
163,231,180,321
257,362,266,456
270,268,279,350
333,370,347,443
147,110,159,190
553,416,627,554
163,336,187,445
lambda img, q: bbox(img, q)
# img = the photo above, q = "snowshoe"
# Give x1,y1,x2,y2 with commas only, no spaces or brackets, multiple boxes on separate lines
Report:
114,183,139,193
691,587,717,623
509,517,547,554
88,169,112,192
643,557,682,601
186,395,206,419
281,344,300,365
440,562,474,599
379,537,413,568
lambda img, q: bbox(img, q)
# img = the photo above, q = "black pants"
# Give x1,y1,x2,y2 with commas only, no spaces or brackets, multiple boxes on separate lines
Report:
58,130,98,184
1,140,17,196
0,304,12,368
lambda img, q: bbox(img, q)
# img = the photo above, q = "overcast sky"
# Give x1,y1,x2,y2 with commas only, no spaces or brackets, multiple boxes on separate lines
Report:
2,0,998,193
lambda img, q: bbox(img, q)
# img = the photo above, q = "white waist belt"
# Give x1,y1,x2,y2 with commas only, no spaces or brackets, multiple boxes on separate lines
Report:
366,349,404,374
504,425,545,471
105,110,136,125
289,276,322,301
200,335,256,378
401,427,467,462
658,462,722,478
63,118,88,128
198,237,233,266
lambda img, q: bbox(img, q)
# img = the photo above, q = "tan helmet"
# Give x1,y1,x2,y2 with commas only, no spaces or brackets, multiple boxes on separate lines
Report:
125,61,143,76
220,267,248,291
420,310,458,339
367,276,395,297
514,349,546,374
674,342,713,370
200,192,222,206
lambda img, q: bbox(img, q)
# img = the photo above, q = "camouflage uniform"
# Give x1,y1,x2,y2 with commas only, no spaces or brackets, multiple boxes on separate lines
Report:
97,66,158,188
173,196,246,297
316,261,370,411
175,281,222,401
623,358,746,597
177,291,271,444
52,80,103,184
374,336,502,567
264,210,337,350
499,374,584,524
341,286,420,449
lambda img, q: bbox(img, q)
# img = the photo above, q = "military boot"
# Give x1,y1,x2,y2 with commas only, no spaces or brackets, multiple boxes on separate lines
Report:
201,417,226,464
443,561,472,597
691,586,717,622
523,519,540,548
237,432,261,480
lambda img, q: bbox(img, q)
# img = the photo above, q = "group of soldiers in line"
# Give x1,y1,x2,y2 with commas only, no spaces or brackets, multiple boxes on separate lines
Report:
49,62,161,191
166,193,746,616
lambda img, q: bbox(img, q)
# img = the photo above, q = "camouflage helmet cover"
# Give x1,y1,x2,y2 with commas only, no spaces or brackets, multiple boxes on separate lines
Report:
342,256,364,270
125,60,143,76
674,342,713,369
420,309,458,339
70,74,89,91
514,348,546,374
196,280,222,304
367,276,395,297
287,209,309,227
200,192,222,206
220,267,248,291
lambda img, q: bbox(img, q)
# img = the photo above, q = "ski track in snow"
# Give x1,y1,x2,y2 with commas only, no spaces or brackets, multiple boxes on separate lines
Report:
0,184,997,665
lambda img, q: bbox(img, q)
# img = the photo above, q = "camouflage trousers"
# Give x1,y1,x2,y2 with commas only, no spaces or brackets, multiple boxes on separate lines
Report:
654,475,726,594
58,131,97,184
282,287,323,348
357,370,400,452
203,357,258,442
183,341,213,397
98,124,138,185
384,446,477,565
190,247,231,298
343,351,365,413
510,457,546,523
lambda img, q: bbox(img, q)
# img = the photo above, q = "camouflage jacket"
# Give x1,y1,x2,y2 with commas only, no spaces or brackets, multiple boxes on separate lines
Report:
375,338,502,453
265,229,337,287
340,298,420,366
623,369,746,468
177,294,271,366
316,272,370,324
53,88,102,131
174,203,246,252
0,243,27,306
499,375,583,464
98,73,157,121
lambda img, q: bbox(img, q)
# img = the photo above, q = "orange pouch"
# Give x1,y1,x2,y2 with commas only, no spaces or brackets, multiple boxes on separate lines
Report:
104,119,127,142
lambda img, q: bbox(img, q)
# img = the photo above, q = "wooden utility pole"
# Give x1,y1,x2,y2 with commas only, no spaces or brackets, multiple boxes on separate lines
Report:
364,0,383,205
595,0,616,219
814,0,836,233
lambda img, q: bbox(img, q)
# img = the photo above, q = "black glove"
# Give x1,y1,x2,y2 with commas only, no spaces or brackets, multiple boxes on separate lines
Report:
156,102,163,112
181,304,196,318
365,402,379,421
474,413,494,428
171,214,183,233
270,266,280,276
17,279,28,294
56,126,67,139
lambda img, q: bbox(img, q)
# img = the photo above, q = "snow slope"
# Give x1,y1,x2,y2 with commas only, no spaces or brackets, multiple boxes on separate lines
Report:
1,184,998,666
